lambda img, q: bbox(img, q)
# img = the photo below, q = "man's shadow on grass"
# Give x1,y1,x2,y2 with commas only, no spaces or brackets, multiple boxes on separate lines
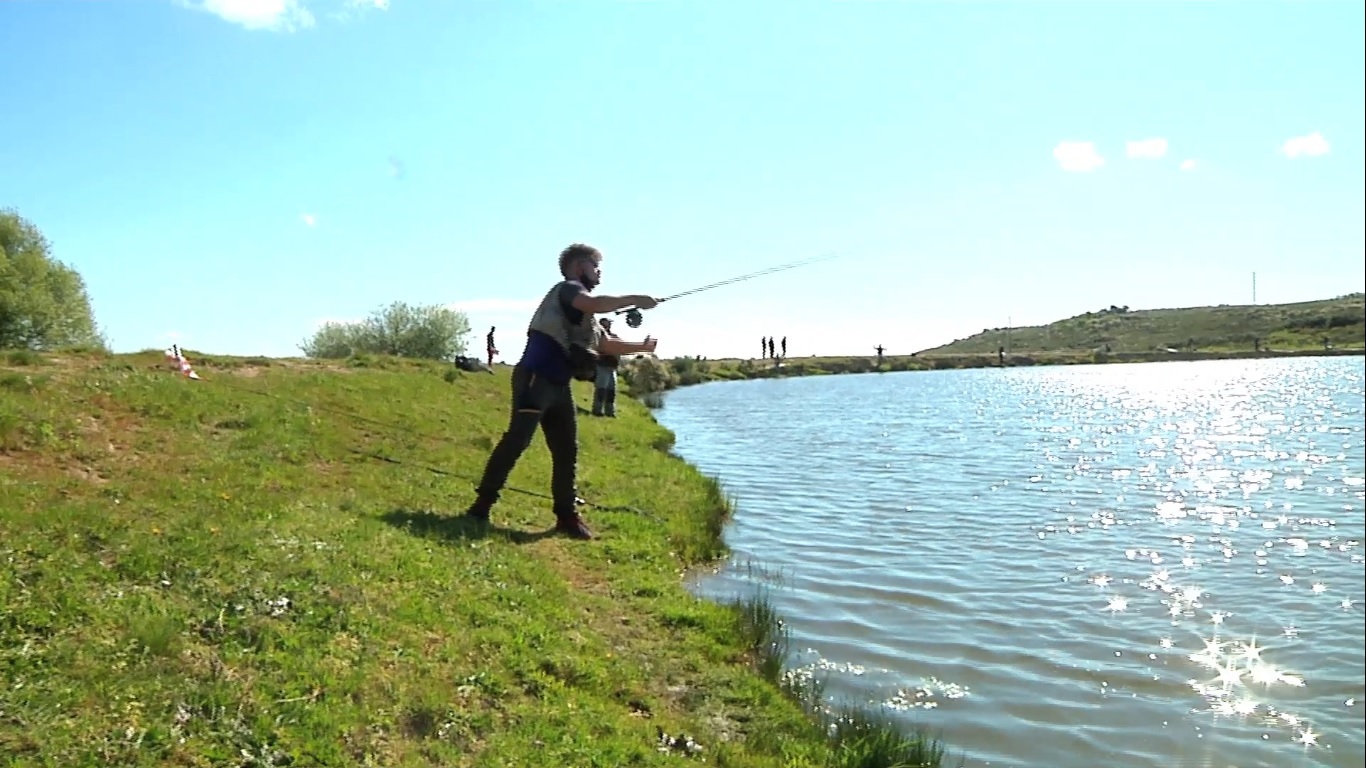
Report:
380,508,560,545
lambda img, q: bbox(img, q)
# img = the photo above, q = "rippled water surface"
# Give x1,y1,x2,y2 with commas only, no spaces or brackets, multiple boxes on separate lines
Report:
655,358,1365,768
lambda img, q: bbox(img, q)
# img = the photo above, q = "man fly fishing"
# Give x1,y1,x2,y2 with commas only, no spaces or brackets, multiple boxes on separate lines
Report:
464,243,659,539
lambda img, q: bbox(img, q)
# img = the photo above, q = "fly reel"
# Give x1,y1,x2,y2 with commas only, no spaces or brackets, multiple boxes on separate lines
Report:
623,308,644,328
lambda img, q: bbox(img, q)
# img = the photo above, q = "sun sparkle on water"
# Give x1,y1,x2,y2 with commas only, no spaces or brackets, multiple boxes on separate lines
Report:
1034,366,1363,755
675,359,1363,766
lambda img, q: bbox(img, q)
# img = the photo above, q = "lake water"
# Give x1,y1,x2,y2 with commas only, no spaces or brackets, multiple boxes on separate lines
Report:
655,357,1365,768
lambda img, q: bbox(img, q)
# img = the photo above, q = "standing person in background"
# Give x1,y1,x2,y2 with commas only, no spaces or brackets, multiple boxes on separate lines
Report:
760,336,767,359
592,317,621,418
486,326,498,367
780,336,787,358
464,243,660,540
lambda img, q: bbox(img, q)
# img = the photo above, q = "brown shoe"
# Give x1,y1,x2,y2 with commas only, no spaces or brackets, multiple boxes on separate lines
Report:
554,512,594,540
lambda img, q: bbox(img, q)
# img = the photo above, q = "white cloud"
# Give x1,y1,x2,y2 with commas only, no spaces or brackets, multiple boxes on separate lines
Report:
195,0,316,32
1052,141,1104,173
1281,131,1330,158
1179,159,1198,171
301,213,317,227
189,0,388,32
448,298,540,314
333,0,389,22
1126,137,1168,159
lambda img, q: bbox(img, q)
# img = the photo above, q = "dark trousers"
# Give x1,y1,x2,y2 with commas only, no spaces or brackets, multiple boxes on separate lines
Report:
473,364,578,516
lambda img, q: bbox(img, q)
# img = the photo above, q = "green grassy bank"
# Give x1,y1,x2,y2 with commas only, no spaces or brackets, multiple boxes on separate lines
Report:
0,349,954,768
924,292,1364,356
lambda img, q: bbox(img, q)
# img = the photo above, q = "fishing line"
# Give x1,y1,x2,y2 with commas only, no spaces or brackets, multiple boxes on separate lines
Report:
203,375,657,519
615,252,838,328
343,447,656,519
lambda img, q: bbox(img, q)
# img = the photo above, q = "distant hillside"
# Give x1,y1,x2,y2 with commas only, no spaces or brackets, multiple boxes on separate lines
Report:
922,293,1365,355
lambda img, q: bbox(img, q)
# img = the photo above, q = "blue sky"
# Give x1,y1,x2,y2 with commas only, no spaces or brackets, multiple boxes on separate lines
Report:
2,1,1362,360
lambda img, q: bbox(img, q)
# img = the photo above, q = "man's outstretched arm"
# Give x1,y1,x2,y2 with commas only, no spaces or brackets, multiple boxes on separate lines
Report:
598,336,658,356
570,292,658,315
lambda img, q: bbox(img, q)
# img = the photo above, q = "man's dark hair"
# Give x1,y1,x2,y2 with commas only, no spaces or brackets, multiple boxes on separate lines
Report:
558,243,602,276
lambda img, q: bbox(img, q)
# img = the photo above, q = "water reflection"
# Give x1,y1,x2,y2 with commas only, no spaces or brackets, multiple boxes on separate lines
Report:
663,358,1365,767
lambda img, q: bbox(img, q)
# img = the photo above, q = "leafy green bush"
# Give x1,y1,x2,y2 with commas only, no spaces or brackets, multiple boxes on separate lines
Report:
668,355,712,386
619,355,678,396
299,301,471,362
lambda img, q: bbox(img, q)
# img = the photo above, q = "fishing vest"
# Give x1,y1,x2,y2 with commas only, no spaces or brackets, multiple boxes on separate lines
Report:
527,280,601,379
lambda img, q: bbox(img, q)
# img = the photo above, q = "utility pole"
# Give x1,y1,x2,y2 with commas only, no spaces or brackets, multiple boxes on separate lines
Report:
1252,271,1257,305
1007,315,1012,355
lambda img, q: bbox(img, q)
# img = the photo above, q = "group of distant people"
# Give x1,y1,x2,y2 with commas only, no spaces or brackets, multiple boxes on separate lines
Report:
760,336,787,360
758,337,897,365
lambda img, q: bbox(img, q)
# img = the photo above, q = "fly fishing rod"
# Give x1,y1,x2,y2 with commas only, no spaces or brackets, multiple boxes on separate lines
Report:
615,252,838,328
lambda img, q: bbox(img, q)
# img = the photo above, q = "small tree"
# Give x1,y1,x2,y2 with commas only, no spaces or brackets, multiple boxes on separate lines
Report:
300,300,471,361
0,208,105,351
